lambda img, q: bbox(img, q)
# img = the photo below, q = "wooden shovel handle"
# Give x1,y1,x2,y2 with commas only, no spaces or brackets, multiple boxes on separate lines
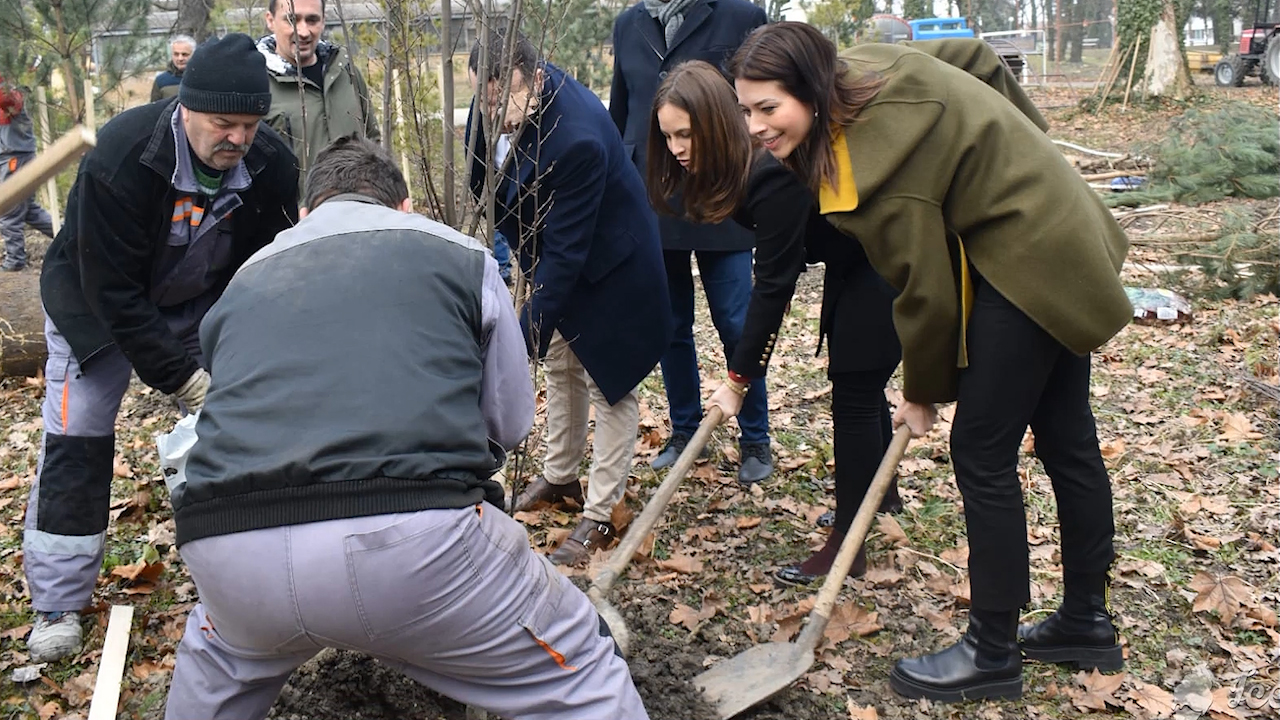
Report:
592,406,724,594
795,424,912,651
0,125,94,217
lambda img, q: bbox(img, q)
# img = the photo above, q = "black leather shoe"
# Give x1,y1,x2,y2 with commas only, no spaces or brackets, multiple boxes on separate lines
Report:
511,476,583,513
774,536,864,586
890,613,1022,702
1018,610,1123,671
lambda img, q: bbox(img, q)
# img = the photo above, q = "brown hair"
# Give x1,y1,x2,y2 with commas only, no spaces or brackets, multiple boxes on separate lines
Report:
305,134,408,210
645,61,752,225
728,22,885,194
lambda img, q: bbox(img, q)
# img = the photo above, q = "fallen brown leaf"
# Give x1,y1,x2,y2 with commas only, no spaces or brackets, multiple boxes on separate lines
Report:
1128,679,1175,717
656,554,702,574
1190,572,1255,626
875,514,908,547
1071,669,1126,711
110,560,165,585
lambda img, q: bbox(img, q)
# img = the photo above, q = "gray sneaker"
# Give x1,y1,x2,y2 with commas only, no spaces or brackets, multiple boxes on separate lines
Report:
28,611,83,662
738,441,773,484
651,432,691,470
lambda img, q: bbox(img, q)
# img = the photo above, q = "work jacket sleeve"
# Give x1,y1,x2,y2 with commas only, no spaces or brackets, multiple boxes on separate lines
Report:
479,254,534,450
74,173,200,394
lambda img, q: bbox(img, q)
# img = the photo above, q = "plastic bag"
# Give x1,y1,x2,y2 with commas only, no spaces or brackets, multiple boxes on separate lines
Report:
156,411,199,493
1125,287,1193,325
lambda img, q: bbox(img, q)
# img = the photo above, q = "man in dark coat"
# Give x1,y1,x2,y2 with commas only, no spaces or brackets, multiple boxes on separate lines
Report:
24,34,298,663
610,0,774,483
151,35,195,102
466,28,672,567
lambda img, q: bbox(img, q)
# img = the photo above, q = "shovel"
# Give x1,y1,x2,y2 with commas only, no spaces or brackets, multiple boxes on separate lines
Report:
588,406,724,657
693,424,912,719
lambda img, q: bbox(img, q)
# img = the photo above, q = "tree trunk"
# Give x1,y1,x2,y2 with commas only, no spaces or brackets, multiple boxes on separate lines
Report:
1211,0,1233,53
0,270,47,378
174,0,215,41
1143,0,1191,99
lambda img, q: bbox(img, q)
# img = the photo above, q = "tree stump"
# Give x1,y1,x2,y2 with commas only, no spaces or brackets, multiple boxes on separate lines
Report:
0,269,47,377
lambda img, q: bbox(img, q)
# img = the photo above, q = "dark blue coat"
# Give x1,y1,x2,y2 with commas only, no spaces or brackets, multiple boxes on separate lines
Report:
609,0,766,252
467,64,673,405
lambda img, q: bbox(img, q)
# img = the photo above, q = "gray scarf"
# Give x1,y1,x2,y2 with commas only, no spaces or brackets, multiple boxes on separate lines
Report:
643,0,701,50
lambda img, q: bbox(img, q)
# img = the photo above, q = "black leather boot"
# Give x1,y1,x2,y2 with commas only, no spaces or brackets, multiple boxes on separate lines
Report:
1018,571,1123,671
890,609,1022,702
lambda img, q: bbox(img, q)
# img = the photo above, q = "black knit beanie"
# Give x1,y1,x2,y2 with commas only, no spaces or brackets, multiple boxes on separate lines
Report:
179,33,271,116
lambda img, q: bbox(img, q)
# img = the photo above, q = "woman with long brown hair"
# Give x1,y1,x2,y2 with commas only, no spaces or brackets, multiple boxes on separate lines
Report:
710,23,1131,703
647,60,903,587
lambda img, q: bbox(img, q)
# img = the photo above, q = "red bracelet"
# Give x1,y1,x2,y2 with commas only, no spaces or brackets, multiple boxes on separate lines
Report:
727,369,750,385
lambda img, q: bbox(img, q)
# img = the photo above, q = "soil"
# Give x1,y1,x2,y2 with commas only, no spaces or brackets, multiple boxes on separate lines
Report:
261,581,830,720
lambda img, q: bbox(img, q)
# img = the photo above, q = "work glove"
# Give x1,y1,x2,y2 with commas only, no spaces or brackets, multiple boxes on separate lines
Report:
173,368,211,413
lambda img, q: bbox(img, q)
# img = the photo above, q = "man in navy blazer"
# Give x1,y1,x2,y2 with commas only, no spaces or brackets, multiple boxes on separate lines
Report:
609,0,776,484
466,28,673,567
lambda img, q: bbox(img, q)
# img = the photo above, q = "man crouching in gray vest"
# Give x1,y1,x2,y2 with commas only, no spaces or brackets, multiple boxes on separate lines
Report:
162,136,651,720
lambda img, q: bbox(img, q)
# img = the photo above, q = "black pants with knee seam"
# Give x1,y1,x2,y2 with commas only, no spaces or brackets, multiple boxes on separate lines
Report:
953,279,1116,612
830,366,896,535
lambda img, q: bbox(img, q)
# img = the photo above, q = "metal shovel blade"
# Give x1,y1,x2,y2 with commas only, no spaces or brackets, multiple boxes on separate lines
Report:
693,642,815,720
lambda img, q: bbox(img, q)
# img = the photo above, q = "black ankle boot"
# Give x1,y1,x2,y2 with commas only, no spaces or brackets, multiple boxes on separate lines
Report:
890,609,1022,702
1019,571,1123,671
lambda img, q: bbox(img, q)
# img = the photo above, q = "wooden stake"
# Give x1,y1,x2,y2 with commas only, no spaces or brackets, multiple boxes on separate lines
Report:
1122,37,1142,110
1089,41,1120,98
1096,41,1134,114
87,605,134,720
33,87,60,233
391,68,412,203
83,78,95,129
0,126,95,218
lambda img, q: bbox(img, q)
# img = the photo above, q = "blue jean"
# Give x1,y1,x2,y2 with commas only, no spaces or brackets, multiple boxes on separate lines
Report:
493,230,512,282
659,249,769,444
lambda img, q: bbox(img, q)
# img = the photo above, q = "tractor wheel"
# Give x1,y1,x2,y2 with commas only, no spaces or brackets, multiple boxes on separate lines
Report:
1214,57,1246,87
1263,36,1280,86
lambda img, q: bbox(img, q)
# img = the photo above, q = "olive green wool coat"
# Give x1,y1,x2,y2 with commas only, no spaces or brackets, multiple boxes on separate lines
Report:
262,43,381,189
822,41,1131,404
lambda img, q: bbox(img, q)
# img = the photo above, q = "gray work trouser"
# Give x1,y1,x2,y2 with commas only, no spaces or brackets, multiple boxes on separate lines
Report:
23,316,201,612
164,506,649,720
0,152,54,264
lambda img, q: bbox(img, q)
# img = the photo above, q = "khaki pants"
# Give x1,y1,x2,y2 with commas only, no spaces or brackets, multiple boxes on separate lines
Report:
542,332,639,523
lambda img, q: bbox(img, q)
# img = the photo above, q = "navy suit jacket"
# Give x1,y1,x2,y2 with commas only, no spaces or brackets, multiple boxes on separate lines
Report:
609,0,766,252
467,64,673,405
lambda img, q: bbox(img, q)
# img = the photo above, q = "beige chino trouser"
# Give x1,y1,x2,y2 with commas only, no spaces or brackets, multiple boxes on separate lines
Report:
541,332,640,524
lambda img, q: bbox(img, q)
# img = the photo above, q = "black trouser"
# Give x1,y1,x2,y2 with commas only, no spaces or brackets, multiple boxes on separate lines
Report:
953,280,1116,612
829,366,896,535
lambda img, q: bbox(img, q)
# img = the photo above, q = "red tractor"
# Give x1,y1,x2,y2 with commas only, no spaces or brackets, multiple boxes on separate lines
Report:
1214,0,1280,86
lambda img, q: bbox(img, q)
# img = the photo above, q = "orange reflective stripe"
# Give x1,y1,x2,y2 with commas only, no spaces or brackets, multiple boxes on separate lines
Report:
529,631,578,671
7,157,16,172
60,376,69,434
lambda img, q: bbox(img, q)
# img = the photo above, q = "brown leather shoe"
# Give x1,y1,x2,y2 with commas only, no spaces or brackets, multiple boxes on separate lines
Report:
548,518,615,567
512,476,584,513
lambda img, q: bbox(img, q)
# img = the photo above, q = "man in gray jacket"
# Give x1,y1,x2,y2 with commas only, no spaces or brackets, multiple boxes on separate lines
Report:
163,136,648,719
0,79,54,271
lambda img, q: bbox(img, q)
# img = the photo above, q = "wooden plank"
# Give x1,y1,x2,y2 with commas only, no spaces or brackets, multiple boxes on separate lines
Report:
87,605,134,720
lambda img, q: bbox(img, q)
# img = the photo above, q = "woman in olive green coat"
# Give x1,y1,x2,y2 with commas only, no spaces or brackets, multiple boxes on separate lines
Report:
709,24,1132,703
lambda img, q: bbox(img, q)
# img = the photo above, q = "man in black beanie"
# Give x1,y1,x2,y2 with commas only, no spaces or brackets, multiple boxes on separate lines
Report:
24,32,298,663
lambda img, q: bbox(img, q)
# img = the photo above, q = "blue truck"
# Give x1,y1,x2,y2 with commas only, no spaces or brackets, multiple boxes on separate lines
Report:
907,17,1027,79
908,17,978,40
